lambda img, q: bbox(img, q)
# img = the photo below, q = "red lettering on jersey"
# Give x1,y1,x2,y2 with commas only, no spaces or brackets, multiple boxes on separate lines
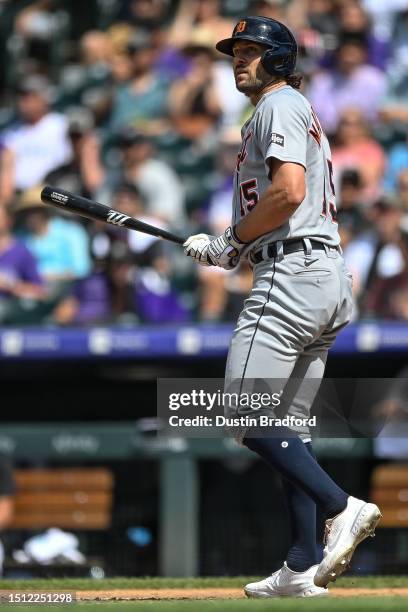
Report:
309,107,323,148
236,130,252,172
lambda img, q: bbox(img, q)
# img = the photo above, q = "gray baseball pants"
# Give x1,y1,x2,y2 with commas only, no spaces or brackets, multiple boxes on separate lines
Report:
224,240,353,441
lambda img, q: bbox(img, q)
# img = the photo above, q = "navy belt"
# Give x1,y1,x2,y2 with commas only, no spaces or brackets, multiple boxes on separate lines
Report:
250,239,331,264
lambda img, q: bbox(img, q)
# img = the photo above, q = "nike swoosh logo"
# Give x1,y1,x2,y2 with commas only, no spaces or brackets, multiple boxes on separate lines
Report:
304,258,319,266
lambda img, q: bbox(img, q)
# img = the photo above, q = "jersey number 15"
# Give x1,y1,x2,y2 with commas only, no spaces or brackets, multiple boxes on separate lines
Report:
239,178,259,216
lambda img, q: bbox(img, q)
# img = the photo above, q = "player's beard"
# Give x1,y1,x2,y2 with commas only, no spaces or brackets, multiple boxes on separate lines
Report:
235,64,275,96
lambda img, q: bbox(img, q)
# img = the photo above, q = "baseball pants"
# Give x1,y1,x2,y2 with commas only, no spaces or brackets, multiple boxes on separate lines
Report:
224,241,353,441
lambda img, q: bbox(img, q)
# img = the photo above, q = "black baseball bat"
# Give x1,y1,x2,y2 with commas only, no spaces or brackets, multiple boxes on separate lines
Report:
40,186,186,246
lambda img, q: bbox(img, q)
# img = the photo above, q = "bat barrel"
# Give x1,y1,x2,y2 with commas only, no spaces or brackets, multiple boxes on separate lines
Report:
41,186,109,223
40,186,186,246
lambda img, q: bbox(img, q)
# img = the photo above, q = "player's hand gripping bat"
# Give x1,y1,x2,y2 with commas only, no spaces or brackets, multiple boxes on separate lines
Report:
40,186,186,246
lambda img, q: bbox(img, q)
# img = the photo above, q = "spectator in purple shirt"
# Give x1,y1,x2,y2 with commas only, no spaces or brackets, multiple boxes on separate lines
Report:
0,204,45,323
308,34,387,134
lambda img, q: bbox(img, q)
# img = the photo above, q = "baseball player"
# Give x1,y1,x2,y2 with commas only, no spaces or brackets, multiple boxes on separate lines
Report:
184,16,381,598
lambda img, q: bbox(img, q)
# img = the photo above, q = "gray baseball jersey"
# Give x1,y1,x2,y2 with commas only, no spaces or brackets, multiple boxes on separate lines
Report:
232,85,340,256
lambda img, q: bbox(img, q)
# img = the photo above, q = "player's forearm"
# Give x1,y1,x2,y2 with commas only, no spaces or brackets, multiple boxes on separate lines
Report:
234,183,304,243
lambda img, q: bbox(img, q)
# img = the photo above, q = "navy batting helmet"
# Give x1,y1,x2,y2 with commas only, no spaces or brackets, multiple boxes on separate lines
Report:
216,16,297,77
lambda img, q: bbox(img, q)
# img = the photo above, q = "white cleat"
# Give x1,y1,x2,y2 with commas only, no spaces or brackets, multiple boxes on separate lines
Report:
244,562,329,598
314,496,382,588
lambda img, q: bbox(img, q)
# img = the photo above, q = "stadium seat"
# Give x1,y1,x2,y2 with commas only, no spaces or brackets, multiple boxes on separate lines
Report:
11,468,113,530
371,464,408,527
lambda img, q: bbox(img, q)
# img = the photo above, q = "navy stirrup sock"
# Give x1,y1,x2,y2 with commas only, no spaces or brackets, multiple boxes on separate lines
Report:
283,442,318,572
243,429,348,520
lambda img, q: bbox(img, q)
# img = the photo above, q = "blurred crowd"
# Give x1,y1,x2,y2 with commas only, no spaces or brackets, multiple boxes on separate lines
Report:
0,0,407,325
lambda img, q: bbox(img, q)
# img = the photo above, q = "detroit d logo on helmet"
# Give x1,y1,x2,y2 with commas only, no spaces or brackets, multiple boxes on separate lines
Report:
235,21,247,33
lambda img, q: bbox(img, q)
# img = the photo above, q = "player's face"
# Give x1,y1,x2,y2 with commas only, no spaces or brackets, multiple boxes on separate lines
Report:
232,41,271,94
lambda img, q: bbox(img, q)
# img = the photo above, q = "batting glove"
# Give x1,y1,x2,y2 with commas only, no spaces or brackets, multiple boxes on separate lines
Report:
184,227,246,270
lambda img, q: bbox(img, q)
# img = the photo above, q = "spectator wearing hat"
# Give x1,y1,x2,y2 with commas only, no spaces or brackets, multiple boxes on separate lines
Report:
308,34,387,134
97,128,185,226
15,187,91,285
0,75,72,192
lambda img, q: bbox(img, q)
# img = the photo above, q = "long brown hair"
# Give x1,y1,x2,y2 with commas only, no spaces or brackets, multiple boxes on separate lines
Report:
286,73,303,90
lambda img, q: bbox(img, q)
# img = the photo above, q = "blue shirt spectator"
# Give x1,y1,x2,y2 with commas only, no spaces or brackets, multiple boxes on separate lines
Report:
15,188,91,281
384,143,408,193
